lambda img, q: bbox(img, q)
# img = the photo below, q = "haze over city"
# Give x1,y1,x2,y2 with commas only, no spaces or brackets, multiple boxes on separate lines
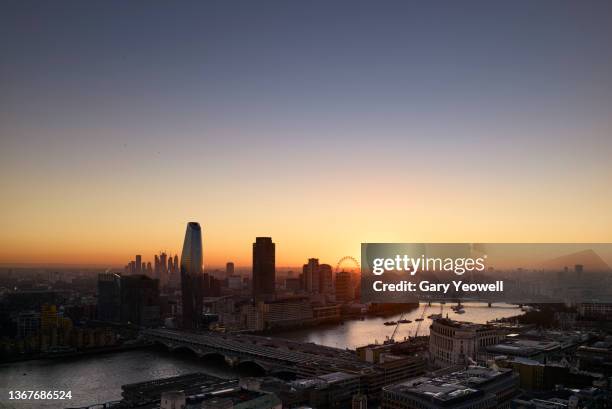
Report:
2,1,612,267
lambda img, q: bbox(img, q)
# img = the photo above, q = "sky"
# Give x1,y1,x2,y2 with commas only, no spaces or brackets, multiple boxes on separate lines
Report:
1,1,612,268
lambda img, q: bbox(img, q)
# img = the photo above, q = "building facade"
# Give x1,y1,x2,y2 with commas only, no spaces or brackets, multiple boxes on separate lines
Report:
252,237,275,301
429,318,503,368
180,222,204,329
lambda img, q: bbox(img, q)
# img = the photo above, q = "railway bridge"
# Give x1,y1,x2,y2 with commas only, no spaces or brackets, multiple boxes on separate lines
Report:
141,328,371,376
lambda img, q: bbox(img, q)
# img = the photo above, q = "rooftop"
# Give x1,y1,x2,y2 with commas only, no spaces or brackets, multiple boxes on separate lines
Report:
433,318,495,330
384,366,510,403
384,376,481,403
487,338,560,357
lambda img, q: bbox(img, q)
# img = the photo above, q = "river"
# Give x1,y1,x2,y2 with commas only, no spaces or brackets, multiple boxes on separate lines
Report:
0,303,521,409
273,302,522,349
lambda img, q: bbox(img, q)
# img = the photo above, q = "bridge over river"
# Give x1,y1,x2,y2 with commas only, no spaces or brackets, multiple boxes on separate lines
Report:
141,328,373,377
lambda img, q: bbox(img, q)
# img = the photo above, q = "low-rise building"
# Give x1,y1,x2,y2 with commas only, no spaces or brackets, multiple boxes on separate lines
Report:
382,366,518,409
429,318,504,368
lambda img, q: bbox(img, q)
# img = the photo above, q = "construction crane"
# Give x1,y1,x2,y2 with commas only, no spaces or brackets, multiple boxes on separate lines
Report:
413,304,429,337
390,313,403,341
391,302,446,341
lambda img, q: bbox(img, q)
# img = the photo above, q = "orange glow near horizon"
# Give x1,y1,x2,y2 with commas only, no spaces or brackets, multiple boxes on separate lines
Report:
2,1,612,270
1,177,611,268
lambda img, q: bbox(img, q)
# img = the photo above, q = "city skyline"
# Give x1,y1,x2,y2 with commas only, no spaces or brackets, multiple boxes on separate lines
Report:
2,1,612,266
2,2,612,408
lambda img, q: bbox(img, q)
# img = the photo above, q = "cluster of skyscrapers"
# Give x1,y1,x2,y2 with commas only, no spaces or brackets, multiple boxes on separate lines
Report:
118,222,355,331
178,223,279,328
125,252,180,289
301,258,333,294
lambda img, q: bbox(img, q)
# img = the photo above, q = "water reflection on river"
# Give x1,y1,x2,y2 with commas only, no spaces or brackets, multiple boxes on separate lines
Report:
0,348,237,409
0,303,521,408
274,302,523,349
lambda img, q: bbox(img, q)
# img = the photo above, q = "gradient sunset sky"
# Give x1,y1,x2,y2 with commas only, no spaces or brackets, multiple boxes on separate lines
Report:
1,1,611,267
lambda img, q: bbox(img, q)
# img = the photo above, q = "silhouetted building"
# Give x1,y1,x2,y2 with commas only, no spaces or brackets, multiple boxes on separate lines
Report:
203,273,222,297
319,263,333,294
180,222,204,329
252,237,275,301
135,255,142,273
335,271,354,302
97,273,121,322
304,258,320,293
167,256,173,274
226,262,235,277
285,278,302,291
120,274,160,327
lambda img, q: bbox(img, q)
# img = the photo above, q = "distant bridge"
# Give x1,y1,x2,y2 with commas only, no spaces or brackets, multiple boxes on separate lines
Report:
141,328,371,376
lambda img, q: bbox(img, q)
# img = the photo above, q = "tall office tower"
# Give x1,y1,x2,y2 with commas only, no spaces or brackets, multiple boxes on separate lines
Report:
319,263,333,294
180,222,204,329
97,273,121,322
120,274,160,327
154,255,160,276
173,255,179,272
160,252,168,274
135,255,142,273
168,256,173,273
226,262,235,277
335,271,354,302
146,262,153,275
304,258,320,293
252,237,275,301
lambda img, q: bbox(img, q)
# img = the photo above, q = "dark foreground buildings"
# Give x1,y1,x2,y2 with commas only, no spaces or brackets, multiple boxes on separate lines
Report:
180,222,204,329
252,237,275,301
97,273,160,327
120,275,160,327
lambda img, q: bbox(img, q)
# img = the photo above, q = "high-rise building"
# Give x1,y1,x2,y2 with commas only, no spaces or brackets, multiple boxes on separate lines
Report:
97,273,122,322
319,263,333,294
180,222,204,329
160,252,168,274
135,255,142,273
252,237,275,301
335,271,354,302
226,262,235,277
120,274,160,327
303,258,320,293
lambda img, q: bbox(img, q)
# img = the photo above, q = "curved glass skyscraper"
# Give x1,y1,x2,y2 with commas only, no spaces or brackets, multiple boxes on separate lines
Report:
180,222,203,329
